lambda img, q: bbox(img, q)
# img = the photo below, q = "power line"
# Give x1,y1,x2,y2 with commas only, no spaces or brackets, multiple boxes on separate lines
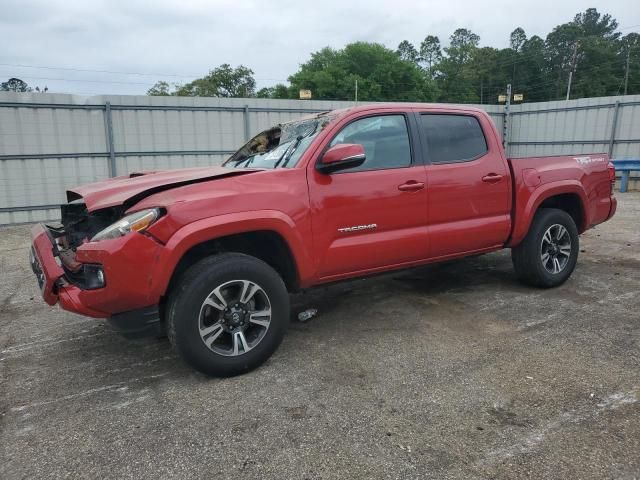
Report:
0,62,193,78
0,62,291,84
0,74,153,86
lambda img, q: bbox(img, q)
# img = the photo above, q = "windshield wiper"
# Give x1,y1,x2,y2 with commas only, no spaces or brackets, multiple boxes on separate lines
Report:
231,151,266,168
275,136,304,169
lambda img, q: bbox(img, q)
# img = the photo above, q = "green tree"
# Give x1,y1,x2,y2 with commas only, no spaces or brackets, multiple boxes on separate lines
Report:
396,40,419,63
147,80,173,96
437,29,481,102
621,33,640,94
175,64,256,97
1,78,31,92
288,42,435,102
419,35,442,77
471,47,502,103
148,65,256,97
545,8,621,99
508,28,527,90
256,83,291,99
519,35,550,101
510,28,527,52
447,28,480,63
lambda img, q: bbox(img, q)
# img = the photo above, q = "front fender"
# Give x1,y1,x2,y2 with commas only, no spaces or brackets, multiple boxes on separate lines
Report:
508,180,589,247
150,210,315,297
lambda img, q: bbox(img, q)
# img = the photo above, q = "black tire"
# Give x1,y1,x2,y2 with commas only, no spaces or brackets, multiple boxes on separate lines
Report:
511,208,579,288
166,253,289,377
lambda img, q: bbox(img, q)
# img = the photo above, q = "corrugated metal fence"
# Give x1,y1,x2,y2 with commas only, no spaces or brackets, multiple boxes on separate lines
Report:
0,92,638,225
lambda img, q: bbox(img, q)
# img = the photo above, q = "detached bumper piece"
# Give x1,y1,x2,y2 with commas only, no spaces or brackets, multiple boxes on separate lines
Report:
30,223,109,317
109,305,164,339
30,224,66,306
29,246,45,291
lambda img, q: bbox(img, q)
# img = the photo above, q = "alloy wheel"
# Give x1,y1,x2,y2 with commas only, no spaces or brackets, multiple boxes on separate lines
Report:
540,224,572,274
198,279,272,356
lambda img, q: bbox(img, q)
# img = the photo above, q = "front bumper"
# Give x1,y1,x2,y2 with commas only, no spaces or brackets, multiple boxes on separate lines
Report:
30,223,164,320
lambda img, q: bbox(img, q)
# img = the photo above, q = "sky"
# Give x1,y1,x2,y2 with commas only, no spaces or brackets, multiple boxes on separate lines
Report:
1,0,639,97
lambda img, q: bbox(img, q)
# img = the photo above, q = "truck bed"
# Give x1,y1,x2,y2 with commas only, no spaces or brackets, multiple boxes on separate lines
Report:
506,154,616,246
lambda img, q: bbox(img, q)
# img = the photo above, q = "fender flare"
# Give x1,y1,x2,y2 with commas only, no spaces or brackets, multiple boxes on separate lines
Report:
150,210,314,297
508,180,589,247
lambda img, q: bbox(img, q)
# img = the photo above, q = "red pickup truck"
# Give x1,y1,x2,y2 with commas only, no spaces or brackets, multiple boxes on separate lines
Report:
30,103,617,376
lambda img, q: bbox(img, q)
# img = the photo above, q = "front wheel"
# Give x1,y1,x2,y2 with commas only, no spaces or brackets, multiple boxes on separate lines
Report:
511,208,579,288
166,253,289,377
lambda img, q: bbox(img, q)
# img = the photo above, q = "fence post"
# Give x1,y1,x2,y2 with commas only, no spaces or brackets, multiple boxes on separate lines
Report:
243,105,251,141
503,84,512,156
607,100,621,158
104,101,117,177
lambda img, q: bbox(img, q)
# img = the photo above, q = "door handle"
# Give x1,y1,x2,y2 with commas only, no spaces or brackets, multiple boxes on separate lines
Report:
482,173,503,183
398,181,425,191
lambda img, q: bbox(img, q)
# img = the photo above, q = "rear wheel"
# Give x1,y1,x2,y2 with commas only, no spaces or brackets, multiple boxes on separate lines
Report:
511,208,579,288
167,253,289,376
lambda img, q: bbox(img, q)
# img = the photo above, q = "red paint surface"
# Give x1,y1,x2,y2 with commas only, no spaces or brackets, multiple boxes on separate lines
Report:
31,104,616,318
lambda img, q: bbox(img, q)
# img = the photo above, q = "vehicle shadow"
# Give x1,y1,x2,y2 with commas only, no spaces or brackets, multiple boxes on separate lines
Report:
289,250,520,325
44,251,521,384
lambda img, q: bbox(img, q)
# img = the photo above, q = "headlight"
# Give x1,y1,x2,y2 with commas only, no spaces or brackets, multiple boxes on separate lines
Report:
91,208,161,242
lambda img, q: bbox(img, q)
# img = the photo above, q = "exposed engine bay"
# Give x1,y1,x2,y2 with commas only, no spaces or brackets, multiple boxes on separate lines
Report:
56,199,122,249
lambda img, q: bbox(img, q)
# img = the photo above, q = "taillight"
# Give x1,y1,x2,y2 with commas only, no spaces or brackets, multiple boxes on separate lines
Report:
607,161,616,195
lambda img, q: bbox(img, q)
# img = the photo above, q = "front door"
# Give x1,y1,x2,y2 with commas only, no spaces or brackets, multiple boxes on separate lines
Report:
308,113,429,280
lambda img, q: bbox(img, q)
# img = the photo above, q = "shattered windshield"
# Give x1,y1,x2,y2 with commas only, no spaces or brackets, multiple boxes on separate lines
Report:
223,113,335,169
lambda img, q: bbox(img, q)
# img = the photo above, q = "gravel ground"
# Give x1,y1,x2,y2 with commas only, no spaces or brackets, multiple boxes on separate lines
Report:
1,194,638,480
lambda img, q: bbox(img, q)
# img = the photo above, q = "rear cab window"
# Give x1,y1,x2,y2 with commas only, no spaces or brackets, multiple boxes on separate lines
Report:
420,114,488,164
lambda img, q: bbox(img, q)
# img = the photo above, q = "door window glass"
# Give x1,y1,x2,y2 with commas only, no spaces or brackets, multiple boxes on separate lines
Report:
329,115,411,171
420,114,488,163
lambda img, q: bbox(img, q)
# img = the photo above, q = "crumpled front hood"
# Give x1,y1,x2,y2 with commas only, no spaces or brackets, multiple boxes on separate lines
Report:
68,166,261,212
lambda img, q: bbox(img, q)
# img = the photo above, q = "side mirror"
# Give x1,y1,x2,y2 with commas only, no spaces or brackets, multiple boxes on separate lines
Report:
317,143,366,174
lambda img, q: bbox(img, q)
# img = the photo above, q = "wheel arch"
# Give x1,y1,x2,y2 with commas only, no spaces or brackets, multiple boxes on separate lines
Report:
537,193,585,231
151,211,313,300
166,230,300,295
508,181,588,247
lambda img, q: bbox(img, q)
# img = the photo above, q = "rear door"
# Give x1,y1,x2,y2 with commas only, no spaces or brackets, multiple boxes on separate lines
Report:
416,111,511,258
307,111,429,280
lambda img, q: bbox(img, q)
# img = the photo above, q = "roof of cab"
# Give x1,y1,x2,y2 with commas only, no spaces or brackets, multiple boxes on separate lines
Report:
280,102,489,127
329,102,488,117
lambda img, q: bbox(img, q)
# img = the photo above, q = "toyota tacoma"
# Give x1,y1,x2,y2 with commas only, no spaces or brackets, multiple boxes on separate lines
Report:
30,103,617,376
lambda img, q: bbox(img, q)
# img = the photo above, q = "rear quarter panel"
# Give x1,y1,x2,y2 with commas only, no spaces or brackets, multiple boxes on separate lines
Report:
508,154,612,246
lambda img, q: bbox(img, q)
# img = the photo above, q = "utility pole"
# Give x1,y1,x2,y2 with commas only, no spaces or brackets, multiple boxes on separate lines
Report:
355,79,358,105
480,79,484,104
624,48,630,96
566,42,579,101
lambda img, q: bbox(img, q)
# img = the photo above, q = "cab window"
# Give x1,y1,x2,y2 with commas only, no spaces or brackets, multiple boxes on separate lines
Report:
420,114,488,163
328,115,412,172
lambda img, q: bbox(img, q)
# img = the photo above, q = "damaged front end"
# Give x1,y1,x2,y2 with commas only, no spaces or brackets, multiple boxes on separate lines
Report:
30,162,266,327
44,198,123,292
57,197,123,248
50,194,166,292
31,194,166,321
